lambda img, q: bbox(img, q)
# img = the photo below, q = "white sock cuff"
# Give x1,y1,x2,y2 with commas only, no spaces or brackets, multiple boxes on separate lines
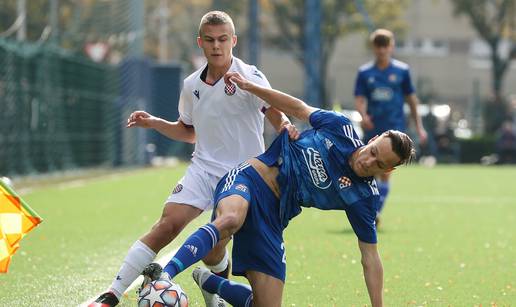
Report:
205,248,229,273
134,240,157,258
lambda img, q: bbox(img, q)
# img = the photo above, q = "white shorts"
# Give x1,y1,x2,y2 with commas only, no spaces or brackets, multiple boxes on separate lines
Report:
165,163,222,211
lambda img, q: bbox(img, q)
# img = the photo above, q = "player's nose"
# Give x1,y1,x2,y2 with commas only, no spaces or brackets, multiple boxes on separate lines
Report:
364,156,375,168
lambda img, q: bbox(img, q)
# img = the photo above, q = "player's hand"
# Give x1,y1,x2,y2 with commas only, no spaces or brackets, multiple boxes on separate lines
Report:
224,72,253,90
126,110,157,129
361,114,374,131
418,127,428,145
282,123,300,140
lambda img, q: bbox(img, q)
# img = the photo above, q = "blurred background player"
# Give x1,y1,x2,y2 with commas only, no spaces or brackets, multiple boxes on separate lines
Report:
142,71,416,307
89,11,294,307
354,28,427,226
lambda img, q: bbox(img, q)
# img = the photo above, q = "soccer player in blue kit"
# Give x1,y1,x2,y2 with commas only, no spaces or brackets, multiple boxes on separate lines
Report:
354,29,427,225
144,72,416,307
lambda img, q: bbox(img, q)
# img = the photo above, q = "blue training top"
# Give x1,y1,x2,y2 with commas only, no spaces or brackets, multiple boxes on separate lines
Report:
354,59,415,138
257,109,380,243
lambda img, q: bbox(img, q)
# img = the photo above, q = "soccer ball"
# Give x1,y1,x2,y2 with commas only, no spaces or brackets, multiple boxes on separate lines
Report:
138,279,188,307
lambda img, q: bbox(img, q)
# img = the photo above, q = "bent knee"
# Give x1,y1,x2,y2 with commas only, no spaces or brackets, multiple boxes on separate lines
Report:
215,212,244,234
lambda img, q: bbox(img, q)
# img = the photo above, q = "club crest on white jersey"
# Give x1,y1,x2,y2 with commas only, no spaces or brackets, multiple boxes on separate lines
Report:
224,82,236,96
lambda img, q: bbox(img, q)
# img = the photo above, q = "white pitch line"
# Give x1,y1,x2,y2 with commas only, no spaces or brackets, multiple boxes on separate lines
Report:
78,247,179,307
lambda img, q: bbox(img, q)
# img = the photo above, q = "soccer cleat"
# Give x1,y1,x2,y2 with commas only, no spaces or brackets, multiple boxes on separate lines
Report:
192,267,227,307
87,291,119,307
138,262,164,294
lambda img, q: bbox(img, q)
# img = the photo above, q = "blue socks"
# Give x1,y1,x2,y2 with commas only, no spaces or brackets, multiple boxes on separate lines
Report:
203,274,253,307
163,224,220,278
162,223,252,306
377,180,390,214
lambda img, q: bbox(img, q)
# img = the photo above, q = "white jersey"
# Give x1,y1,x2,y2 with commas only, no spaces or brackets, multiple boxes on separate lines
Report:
178,57,271,177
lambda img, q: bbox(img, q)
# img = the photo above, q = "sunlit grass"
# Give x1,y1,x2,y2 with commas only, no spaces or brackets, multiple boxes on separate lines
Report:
0,165,514,306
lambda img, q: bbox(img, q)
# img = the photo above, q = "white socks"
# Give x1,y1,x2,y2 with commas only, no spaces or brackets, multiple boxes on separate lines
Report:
109,240,156,299
205,248,229,274
108,242,228,299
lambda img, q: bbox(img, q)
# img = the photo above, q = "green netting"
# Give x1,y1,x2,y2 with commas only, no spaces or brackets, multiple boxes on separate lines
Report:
0,38,118,176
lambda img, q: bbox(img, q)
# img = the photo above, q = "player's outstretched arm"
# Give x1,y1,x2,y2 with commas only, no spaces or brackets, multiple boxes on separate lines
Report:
358,240,384,307
126,110,195,144
225,72,318,122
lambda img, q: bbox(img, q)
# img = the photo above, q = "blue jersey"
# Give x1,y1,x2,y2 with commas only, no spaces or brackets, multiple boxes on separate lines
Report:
258,110,380,243
354,59,415,139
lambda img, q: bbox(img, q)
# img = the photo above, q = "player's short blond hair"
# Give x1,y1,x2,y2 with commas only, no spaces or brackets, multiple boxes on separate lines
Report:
198,11,235,36
369,29,394,47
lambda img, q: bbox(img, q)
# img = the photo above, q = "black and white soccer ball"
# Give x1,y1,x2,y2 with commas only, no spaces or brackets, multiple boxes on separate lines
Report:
138,279,188,307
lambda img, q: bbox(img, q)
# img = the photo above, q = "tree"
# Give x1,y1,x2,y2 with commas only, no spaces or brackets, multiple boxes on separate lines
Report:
450,0,516,133
263,0,408,108
0,0,75,42
1,0,251,68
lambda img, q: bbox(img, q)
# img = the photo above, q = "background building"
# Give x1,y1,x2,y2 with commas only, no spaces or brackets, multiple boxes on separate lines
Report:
263,0,516,122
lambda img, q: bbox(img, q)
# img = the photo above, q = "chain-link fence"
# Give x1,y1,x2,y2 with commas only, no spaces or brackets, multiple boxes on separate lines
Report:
0,0,193,177
0,38,120,176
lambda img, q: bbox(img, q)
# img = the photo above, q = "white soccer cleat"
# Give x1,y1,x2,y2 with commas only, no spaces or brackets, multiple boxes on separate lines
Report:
192,267,227,307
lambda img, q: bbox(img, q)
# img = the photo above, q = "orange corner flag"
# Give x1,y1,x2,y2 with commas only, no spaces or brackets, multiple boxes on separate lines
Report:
0,179,42,273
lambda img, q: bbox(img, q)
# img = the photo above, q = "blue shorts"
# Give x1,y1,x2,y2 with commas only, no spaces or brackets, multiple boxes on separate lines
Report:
213,162,286,282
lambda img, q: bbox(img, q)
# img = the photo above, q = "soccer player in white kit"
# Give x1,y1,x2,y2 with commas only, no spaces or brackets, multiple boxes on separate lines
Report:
89,11,296,307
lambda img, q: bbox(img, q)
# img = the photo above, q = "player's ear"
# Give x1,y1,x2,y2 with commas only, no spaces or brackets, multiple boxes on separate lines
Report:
197,36,202,48
232,35,237,47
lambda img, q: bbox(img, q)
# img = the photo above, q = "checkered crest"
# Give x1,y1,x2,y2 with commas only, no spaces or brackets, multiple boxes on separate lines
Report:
224,82,236,96
338,176,352,188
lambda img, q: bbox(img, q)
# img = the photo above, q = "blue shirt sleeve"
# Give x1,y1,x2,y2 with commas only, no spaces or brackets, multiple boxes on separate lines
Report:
354,70,367,97
345,196,378,243
309,109,351,130
401,68,415,96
